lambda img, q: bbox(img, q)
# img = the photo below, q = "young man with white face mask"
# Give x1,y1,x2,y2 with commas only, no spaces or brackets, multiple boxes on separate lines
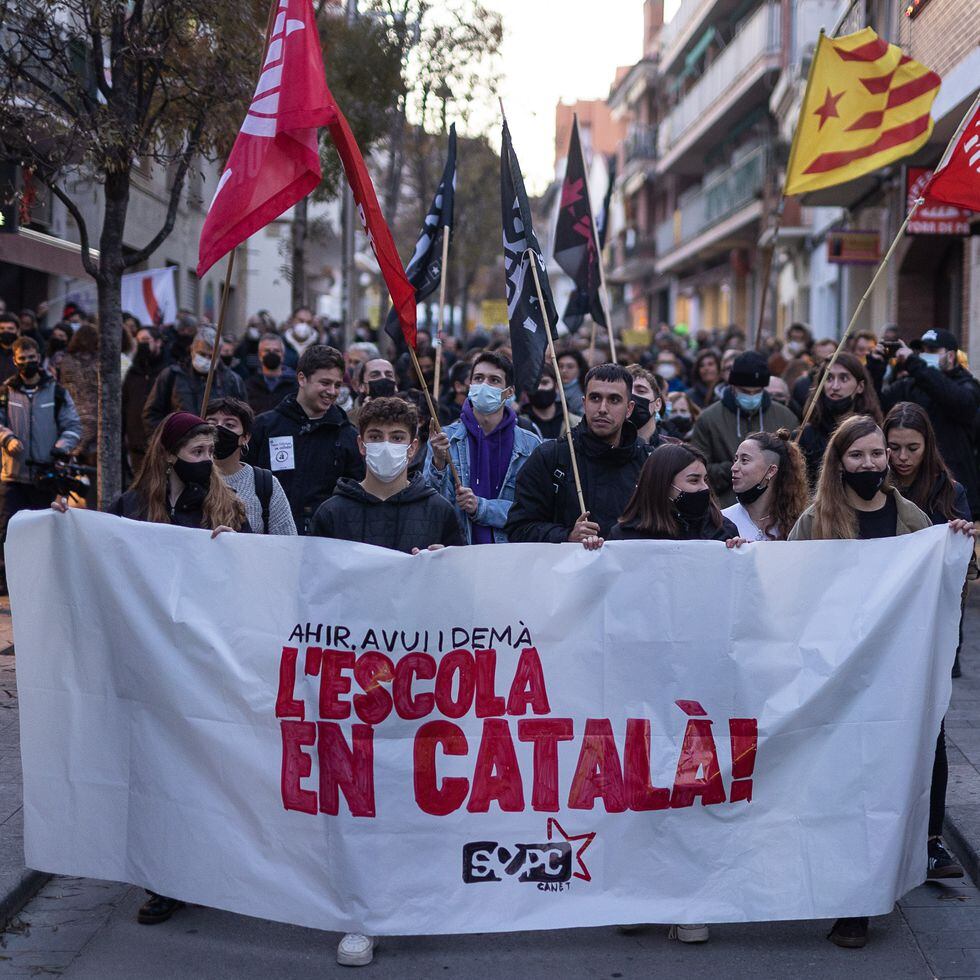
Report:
311,396,463,554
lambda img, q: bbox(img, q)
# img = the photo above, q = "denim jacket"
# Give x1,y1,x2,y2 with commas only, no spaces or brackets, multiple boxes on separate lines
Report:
423,419,541,543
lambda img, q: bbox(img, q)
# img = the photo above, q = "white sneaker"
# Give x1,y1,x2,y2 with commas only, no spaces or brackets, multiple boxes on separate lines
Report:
337,933,375,966
670,923,710,943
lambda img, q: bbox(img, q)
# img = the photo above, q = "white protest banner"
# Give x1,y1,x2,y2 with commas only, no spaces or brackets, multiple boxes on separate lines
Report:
119,266,178,326
9,511,969,935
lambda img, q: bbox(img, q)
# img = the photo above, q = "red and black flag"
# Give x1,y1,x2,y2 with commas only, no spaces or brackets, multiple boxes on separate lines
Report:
500,119,559,396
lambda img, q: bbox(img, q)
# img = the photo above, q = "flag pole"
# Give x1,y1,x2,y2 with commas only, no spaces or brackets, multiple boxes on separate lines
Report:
432,228,450,402
752,194,785,350
526,248,587,517
200,249,236,417
409,343,461,489
796,198,923,438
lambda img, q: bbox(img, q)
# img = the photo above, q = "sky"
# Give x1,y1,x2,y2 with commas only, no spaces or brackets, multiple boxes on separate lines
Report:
480,0,680,194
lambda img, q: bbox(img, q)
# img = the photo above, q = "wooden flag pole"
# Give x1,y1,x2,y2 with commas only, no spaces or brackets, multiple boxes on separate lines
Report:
409,343,461,489
588,319,598,361
752,194,785,350
527,248,587,517
432,228,450,403
200,249,236,417
796,198,924,439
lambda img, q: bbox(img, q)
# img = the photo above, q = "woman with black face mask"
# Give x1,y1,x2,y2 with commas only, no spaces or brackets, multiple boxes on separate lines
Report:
789,414,975,950
797,352,881,489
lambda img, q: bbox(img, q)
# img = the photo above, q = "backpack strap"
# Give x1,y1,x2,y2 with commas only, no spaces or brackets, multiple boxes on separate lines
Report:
252,466,274,533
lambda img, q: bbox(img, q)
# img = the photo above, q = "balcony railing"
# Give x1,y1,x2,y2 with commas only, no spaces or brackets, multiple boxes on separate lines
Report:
656,144,768,254
623,124,658,165
658,3,780,157
660,0,715,68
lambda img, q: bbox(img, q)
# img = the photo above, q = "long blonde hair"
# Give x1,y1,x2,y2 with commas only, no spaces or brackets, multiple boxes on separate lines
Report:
810,414,891,540
132,415,247,530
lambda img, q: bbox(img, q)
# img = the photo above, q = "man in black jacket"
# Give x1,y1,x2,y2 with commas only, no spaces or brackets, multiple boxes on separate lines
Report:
505,363,649,543
245,333,298,415
122,325,168,475
882,328,980,516
246,344,364,534
311,396,462,552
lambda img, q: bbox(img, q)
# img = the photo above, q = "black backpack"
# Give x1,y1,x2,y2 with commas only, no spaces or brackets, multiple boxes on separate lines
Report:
252,466,274,533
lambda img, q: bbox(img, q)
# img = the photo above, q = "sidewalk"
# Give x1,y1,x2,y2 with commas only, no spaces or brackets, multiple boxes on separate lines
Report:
3,593,980,931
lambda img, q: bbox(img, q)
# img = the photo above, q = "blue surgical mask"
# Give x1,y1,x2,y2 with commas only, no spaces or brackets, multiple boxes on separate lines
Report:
920,352,942,370
468,383,507,414
735,390,764,413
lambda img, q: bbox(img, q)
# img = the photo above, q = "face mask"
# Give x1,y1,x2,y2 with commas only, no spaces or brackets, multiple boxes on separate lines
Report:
841,467,886,501
786,341,804,356
672,486,711,521
292,323,313,341
213,425,241,461
469,382,507,414
367,378,396,399
529,387,556,410
364,440,409,483
671,416,694,436
0,332,17,348
192,353,212,375
173,456,213,488
735,472,773,507
220,354,234,367
630,394,652,429
46,337,67,355
657,364,677,381
247,326,261,341
261,351,282,370
735,390,764,413
18,360,40,380
920,352,941,370
821,392,853,416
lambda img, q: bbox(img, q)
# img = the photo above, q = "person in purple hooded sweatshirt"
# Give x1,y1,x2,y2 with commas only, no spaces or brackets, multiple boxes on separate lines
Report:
424,351,540,543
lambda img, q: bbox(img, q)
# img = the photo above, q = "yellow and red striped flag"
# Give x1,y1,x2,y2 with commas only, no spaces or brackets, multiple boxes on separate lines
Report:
784,28,941,196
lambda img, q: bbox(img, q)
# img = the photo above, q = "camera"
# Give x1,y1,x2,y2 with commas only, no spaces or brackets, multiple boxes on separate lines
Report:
30,457,96,499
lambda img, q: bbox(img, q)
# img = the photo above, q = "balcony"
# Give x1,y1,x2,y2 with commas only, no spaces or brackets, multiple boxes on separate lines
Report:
655,144,768,271
657,3,781,173
624,125,658,165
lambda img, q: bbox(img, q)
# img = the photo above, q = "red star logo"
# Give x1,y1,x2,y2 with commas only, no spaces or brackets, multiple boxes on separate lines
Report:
814,88,844,130
548,818,596,882
561,177,584,210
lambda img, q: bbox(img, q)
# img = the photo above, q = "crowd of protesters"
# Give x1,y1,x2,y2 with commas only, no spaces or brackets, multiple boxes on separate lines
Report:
4,293,979,963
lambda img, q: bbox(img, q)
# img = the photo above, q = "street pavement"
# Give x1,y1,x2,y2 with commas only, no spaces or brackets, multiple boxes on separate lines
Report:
3,592,980,977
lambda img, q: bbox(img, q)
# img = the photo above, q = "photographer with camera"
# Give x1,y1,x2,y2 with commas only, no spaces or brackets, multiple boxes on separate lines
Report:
0,336,82,593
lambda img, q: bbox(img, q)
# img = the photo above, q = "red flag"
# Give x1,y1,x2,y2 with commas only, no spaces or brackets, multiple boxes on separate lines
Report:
197,0,333,277
925,94,980,212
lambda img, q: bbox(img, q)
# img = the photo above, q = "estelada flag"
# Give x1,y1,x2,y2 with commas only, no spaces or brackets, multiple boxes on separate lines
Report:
784,28,941,196
925,93,980,212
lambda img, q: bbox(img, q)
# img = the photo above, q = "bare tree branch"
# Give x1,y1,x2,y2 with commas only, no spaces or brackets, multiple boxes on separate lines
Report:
37,174,100,280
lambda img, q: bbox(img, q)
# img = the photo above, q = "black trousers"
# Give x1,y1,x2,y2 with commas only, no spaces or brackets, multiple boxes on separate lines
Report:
0,481,55,583
930,721,947,839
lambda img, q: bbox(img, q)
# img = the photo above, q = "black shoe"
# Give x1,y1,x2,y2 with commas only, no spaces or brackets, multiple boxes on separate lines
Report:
137,894,185,924
927,837,964,879
828,916,868,948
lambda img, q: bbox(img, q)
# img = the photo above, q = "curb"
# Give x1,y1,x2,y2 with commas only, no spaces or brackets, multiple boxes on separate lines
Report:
0,869,50,931
944,813,980,888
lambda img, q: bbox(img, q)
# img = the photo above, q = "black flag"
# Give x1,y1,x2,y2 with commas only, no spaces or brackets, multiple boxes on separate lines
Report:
500,119,559,397
384,124,457,348
555,116,607,334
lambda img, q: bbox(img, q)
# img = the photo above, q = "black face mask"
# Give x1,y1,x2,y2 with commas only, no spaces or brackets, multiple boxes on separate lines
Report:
630,395,653,430
220,354,234,367
529,387,556,410
173,456,213,488
261,351,283,371
367,378,396,399
821,392,854,417
842,468,887,501
212,425,241,461
18,360,40,381
673,487,711,521
670,416,694,436
0,332,17,348
735,481,769,507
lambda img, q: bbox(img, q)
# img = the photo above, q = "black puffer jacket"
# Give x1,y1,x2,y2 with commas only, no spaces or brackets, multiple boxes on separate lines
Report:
311,474,464,552
109,487,252,532
245,395,364,534
609,513,738,542
143,361,247,433
504,421,651,542
882,357,980,516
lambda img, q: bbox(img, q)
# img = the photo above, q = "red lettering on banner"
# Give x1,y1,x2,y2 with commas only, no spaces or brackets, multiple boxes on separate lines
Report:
275,646,304,719
353,652,394,725
393,652,436,719
729,718,759,803
414,720,469,815
518,717,574,811
316,722,375,817
435,649,476,718
506,647,551,715
568,718,627,812
670,718,726,808
317,649,355,720
474,650,506,717
468,718,525,812
624,718,670,811
280,720,317,814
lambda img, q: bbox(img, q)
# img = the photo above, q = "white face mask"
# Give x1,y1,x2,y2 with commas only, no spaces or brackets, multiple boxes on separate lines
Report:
292,323,313,341
364,441,409,483
658,363,677,381
920,352,942,370
192,353,212,375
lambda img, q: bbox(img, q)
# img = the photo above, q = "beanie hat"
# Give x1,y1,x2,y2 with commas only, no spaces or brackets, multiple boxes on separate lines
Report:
729,351,770,388
160,412,208,452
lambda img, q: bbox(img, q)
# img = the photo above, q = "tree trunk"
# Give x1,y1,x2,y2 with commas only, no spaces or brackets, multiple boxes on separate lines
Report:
291,196,308,311
95,172,128,510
